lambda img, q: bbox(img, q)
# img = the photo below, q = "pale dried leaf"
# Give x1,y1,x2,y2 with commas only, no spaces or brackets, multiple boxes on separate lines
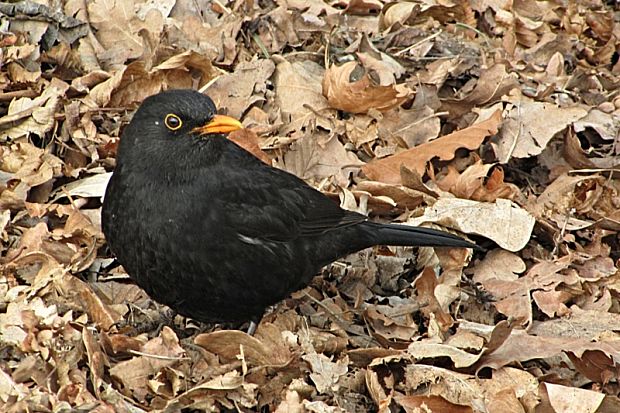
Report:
302,353,348,394
494,99,588,160
408,198,535,252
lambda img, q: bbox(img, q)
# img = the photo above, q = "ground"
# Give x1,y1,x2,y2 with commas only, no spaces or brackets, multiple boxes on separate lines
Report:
1,1,620,412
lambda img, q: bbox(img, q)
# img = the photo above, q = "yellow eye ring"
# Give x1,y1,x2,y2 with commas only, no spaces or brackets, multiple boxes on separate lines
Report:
164,114,182,130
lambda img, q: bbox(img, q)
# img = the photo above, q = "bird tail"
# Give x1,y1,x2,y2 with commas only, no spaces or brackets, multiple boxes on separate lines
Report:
362,222,480,250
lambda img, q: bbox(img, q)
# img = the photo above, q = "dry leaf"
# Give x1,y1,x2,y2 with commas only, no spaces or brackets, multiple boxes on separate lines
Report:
206,59,276,119
322,61,412,113
362,110,502,184
4,0,620,410
302,353,348,394
408,197,535,252
493,98,588,161
274,58,336,134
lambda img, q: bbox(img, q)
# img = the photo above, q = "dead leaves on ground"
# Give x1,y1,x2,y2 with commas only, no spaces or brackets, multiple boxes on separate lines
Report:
2,0,620,412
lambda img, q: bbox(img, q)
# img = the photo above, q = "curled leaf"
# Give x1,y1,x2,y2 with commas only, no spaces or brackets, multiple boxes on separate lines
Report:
322,61,412,113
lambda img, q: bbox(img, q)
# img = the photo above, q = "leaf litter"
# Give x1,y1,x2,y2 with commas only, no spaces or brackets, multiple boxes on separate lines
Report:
2,1,620,412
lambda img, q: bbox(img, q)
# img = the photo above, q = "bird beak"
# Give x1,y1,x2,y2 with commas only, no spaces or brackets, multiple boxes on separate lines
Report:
194,115,243,135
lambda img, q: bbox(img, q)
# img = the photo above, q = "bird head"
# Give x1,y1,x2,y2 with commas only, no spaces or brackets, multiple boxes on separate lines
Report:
116,89,243,168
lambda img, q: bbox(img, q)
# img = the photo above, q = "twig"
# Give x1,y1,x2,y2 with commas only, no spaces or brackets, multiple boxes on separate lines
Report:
503,100,522,164
252,33,270,59
393,111,448,135
568,168,620,174
395,30,442,56
212,0,232,15
127,349,189,361
0,89,38,102
454,22,490,47
304,292,373,341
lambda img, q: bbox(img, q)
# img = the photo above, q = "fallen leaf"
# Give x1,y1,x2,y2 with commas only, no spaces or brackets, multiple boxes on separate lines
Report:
274,58,336,134
206,59,276,119
408,197,535,252
493,98,588,161
322,61,412,113
228,129,271,164
278,131,363,187
362,110,502,184
441,64,519,120
544,383,605,413
303,353,348,394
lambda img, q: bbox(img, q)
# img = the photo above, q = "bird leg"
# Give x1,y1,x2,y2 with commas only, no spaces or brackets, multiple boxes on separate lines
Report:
246,320,257,336
246,316,261,336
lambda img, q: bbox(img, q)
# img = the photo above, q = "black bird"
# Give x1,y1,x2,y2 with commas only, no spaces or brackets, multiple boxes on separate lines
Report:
102,89,478,328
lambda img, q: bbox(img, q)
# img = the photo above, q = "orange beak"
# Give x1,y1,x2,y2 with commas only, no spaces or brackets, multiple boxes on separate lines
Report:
194,114,243,135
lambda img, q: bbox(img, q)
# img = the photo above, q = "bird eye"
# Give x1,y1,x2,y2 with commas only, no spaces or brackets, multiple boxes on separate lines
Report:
164,114,182,130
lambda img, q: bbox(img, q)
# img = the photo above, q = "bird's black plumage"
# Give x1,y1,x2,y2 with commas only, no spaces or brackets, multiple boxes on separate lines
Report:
102,89,478,324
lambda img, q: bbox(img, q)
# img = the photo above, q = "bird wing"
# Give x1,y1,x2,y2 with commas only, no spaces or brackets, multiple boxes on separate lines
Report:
214,165,367,242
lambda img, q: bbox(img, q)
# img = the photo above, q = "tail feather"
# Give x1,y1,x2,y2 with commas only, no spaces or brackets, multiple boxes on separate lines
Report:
363,222,480,250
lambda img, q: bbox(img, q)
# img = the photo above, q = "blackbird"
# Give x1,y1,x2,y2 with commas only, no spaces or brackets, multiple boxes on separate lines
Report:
102,89,478,326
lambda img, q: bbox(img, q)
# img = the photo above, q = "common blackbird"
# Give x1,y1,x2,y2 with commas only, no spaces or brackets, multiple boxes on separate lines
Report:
102,89,478,326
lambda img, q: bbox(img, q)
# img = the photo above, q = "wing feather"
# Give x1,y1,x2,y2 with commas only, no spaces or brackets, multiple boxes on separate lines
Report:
215,164,366,242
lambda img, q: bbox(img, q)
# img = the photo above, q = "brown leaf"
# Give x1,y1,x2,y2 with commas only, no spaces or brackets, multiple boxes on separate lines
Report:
436,161,522,202
87,0,170,67
195,324,292,367
394,394,472,413
302,353,348,394
111,51,218,107
275,390,304,413
493,98,588,161
414,267,454,331
206,59,276,119
362,110,502,184
227,129,271,164
479,325,620,380
365,367,392,412
377,106,441,149
274,58,335,134
403,364,484,410
58,273,122,331
440,64,519,120
322,61,412,113
83,326,108,397
278,130,363,187
1,79,69,140
563,127,596,169
544,382,605,413
1,142,63,188
355,181,429,211
526,173,604,230
109,327,184,401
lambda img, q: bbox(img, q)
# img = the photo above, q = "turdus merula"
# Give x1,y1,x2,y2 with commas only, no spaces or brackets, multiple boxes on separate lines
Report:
102,89,478,326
